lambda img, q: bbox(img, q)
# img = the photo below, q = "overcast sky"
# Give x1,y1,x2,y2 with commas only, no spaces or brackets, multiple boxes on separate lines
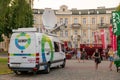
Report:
33,0,120,9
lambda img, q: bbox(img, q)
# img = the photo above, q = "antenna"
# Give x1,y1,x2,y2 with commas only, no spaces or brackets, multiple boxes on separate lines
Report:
42,8,57,30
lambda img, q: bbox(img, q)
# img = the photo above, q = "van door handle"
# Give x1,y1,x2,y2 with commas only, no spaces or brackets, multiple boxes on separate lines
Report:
60,53,64,55
22,57,26,58
46,53,49,55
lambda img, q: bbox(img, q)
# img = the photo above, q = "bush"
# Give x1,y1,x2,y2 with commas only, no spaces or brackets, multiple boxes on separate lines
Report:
0,48,4,52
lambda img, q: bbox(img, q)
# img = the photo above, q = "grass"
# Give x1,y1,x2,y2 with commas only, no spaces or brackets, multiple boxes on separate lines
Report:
0,58,12,74
0,51,8,55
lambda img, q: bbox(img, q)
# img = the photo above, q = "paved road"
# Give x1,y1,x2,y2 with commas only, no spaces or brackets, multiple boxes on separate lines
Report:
0,60,120,80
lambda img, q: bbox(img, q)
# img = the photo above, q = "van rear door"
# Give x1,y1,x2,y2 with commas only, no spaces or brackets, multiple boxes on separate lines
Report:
8,32,37,68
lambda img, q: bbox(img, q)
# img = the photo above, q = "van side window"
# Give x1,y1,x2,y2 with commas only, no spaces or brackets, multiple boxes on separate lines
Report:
54,42,59,52
38,41,40,45
61,44,65,52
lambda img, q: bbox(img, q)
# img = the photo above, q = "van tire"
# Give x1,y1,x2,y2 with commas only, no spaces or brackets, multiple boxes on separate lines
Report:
14,71,21,75
61,59,66,68
44,63,50,74
33,71,37,75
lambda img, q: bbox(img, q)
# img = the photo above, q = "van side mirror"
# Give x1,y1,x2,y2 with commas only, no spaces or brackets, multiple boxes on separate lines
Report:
62,49,64,52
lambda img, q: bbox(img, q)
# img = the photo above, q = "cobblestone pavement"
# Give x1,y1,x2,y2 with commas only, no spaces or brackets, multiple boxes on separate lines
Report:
0,60,120,80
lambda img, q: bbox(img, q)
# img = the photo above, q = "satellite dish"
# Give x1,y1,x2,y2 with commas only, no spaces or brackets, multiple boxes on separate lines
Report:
42,8,57,29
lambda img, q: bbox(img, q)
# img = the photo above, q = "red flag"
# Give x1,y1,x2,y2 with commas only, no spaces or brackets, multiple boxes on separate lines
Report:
101,29,107,49
109,26,117,51
94,32,97,44
113,35,117,51
94,31,99,44
109,26,113,48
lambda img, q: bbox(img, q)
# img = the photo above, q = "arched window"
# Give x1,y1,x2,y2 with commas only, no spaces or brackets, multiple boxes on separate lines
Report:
63,8,65,11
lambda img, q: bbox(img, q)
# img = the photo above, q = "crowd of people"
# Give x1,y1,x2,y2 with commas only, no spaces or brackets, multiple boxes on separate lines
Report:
65,47,116,71
76,48,87,63
76,48,115,71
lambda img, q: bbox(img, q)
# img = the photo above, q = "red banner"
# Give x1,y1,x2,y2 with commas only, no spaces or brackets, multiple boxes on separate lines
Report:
80,44,102,48
64,41,68,48
109,26,117,51
113,35,117,51
94,31,99,44
94,32,97,44
100,29,107,49
109,26,113,48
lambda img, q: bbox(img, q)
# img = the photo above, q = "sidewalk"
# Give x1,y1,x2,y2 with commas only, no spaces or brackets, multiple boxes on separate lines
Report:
0,54,7,58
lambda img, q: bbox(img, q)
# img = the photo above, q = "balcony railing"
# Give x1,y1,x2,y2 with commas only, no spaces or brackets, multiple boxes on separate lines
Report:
97,23,109,28
71,23,81,28
71,35,81,41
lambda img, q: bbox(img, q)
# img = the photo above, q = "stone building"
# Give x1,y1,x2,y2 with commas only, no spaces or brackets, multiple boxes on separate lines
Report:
33,5,115,49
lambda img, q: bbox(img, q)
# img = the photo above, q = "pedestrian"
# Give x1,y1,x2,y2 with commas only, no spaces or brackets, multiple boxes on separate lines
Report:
92,49,101,70
108,48,114,71
81,48,87,63
76,48,81,63
102,49,106,60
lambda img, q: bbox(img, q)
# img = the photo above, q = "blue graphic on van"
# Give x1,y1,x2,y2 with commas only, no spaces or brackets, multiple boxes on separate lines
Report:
41,35,54,68
15,33,31,50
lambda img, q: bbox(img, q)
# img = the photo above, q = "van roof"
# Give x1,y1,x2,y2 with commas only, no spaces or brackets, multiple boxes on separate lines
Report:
12,28,39,33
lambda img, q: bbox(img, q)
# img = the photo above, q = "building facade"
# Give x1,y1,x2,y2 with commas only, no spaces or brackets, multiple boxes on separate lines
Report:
33,5,115,49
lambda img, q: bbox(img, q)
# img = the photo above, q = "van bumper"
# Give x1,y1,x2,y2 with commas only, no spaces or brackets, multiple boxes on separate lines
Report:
9,67,34,72
8,64,40,72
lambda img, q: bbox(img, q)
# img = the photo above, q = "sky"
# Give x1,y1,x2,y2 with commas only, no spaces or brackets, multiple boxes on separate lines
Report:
33,0,120,9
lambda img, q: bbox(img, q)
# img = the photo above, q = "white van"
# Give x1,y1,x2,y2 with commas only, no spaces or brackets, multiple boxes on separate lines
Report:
8,28,66,74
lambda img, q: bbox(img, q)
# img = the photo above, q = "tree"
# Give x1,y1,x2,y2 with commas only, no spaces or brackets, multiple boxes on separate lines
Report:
0,0,11,41
11,0,33,29
0,0,33,41
116,4,120,11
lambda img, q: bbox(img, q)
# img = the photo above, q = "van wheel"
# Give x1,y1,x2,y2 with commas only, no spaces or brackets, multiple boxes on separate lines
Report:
33,71,37,75
117,67,119,72
61,59,66,68
44,63,50,74
14,71,21,75
21,71,28,74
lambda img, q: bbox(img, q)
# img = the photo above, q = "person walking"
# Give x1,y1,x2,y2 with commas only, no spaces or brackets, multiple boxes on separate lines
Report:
76,48,81,63
108,48,115,71
81,48,87,63
92,49,101,70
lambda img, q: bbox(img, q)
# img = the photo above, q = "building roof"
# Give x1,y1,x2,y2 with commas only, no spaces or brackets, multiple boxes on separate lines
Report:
33,7,115,15
71,9,79,15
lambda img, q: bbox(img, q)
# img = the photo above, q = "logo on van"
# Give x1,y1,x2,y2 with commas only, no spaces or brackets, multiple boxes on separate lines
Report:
15,33,31,50
41,35,54,63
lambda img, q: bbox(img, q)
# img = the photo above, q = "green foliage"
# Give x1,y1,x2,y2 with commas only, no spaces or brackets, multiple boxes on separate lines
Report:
0,51,8,54
116,4,120,11
0,58,8,63
0,0,11,40
11,0,33,29
0,34,4,42
0,58,12,74
0,0,33,40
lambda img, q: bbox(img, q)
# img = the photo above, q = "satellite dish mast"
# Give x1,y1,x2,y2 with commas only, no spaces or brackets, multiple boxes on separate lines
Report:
42,8,57,31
